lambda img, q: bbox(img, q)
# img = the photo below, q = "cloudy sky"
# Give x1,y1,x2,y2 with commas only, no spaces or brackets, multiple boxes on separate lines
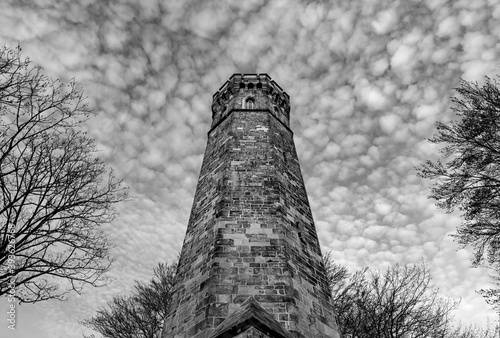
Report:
1,0,500,337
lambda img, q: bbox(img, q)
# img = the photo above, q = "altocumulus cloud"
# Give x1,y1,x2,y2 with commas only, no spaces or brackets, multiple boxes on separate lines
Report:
1,0,500,337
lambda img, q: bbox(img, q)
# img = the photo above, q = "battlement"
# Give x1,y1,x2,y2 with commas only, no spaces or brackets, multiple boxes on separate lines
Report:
214,74,290,101
211,74,291,129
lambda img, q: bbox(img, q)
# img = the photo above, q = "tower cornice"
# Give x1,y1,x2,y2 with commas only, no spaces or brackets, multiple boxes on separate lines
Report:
208,108,293,136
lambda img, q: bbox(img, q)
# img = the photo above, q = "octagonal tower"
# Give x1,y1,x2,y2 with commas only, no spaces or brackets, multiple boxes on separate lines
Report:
162,74,341,338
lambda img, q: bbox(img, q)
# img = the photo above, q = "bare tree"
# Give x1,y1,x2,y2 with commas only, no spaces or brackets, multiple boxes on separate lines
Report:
417,77,500,320
325,258,459,338
418,77,500,267
0,45,128,303
446,321,499,338
323,251,349,293
81,262,177,338
476,265,500,336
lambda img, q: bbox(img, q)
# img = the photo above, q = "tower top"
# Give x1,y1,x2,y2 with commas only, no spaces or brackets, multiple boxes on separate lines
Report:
211,74,291,129
214,74,289,100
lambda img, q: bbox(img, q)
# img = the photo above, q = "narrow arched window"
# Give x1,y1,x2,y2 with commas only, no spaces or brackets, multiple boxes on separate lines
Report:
245,98,255,109
248,83,254,89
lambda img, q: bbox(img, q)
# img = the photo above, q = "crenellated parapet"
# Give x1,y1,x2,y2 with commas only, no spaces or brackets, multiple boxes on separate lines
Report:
211,74,291,129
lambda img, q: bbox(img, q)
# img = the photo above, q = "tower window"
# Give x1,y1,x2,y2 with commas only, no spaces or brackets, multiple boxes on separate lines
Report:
239,82,245,89
248,83,254,89
245,98,255,109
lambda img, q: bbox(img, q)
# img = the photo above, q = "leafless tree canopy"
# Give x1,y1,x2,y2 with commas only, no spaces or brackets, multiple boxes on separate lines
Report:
81,262,177,338
325,258,462,338
446,322,500,338
0,45,128,303
419,77,500,268
418,77,500,316
477,265,500,319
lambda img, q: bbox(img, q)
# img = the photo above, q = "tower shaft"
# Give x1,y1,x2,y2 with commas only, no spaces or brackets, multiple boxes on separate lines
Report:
163,74,340,338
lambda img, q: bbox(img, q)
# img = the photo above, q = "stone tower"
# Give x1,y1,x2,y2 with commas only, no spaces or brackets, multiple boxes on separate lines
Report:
162,74,340,338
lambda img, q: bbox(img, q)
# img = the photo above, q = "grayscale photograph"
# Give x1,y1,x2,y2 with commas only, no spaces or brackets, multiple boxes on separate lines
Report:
1,1,499,337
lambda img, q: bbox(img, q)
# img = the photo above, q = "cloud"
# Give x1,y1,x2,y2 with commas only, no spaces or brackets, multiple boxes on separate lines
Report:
374,200,392,216
436,16,461,37
379,114,402,134
391,44,417,69
371,9,398,35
